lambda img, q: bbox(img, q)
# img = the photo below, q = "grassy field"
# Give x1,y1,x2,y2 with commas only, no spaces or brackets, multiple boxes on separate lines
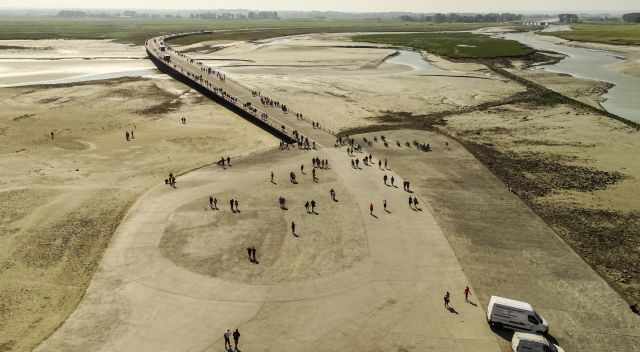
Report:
541,23,640,46
0,17,499,45
352,32,534,59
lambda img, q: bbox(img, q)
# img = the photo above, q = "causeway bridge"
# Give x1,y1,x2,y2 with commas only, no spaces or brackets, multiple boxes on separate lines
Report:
145,32,337,147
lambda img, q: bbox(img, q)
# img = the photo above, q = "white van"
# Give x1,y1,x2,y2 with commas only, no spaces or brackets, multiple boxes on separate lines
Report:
512,332,564,352
487,296,548,333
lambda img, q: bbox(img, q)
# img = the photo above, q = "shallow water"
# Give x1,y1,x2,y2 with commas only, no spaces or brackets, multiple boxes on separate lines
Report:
0,59,157,87
386,50,447,73
502,31,640,122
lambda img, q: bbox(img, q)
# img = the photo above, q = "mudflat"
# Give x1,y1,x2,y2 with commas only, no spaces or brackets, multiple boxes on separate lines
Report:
0,76,276,351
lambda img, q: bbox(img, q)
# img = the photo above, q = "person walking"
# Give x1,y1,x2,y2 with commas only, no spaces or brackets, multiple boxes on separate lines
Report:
370,203,374,216
230,199,235,213
383,174,388,185
227,156,231,166
391,176,395,187
384,158,388,169
330,188,335,201
409,196,413,210
444,291,451,309
224,329,232,350
383,200,387,212
209,196,214,210
213,198,218,210
271,171,275,184
312,168,317,182
464,286,472,302
291,221,297,237
301,164,304,174
413,197,419,210
233,329,240,351
311,200,316,213
234,199,239,212
378,160,382,169
247,247,253,263
305,201,310,213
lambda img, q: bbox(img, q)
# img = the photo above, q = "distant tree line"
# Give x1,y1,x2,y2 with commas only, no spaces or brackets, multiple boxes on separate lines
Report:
623,13,640,23
56,10,163,18
398,13,523,23
558,14,580,24
56,10,278,20
56,10,89,18
190,11,278,20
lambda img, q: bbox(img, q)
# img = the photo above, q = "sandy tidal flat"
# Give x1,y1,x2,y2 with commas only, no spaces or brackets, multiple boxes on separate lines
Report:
0,76,277,351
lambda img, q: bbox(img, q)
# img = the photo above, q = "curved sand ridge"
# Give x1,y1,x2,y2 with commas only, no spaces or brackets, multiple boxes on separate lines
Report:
36,146,501,352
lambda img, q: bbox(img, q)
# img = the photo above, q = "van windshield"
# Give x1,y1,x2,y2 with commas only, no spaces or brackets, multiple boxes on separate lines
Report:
534,312,544,323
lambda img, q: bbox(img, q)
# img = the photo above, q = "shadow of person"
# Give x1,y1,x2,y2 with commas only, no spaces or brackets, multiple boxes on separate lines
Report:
282,206,288,211
333,198,339,203
293,233,299,238
371,214,378,219
447,306,459,314
467,301,478,307
384,209,391,214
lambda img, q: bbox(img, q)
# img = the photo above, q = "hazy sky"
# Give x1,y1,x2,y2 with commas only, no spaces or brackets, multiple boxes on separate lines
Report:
1,0,637,12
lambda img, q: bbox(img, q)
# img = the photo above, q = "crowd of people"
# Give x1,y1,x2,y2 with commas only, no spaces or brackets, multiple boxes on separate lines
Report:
150,35,479,351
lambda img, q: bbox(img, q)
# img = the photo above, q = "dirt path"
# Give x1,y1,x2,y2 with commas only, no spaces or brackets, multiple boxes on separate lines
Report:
352,129,640,352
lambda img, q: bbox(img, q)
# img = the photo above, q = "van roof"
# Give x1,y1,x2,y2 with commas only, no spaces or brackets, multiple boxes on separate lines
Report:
489,295,534,311
513,332,550,345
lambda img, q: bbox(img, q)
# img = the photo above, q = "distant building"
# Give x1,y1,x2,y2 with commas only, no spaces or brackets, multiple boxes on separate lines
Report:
558,14,579,24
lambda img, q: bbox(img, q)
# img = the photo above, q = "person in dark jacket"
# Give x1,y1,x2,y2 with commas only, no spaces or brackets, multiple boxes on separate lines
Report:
233,329,240,350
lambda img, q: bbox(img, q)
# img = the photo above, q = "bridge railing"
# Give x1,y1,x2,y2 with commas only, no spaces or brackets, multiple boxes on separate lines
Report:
145,32,306,143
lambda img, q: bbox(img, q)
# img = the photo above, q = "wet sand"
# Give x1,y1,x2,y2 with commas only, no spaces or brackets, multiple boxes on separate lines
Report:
0,39,153,86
